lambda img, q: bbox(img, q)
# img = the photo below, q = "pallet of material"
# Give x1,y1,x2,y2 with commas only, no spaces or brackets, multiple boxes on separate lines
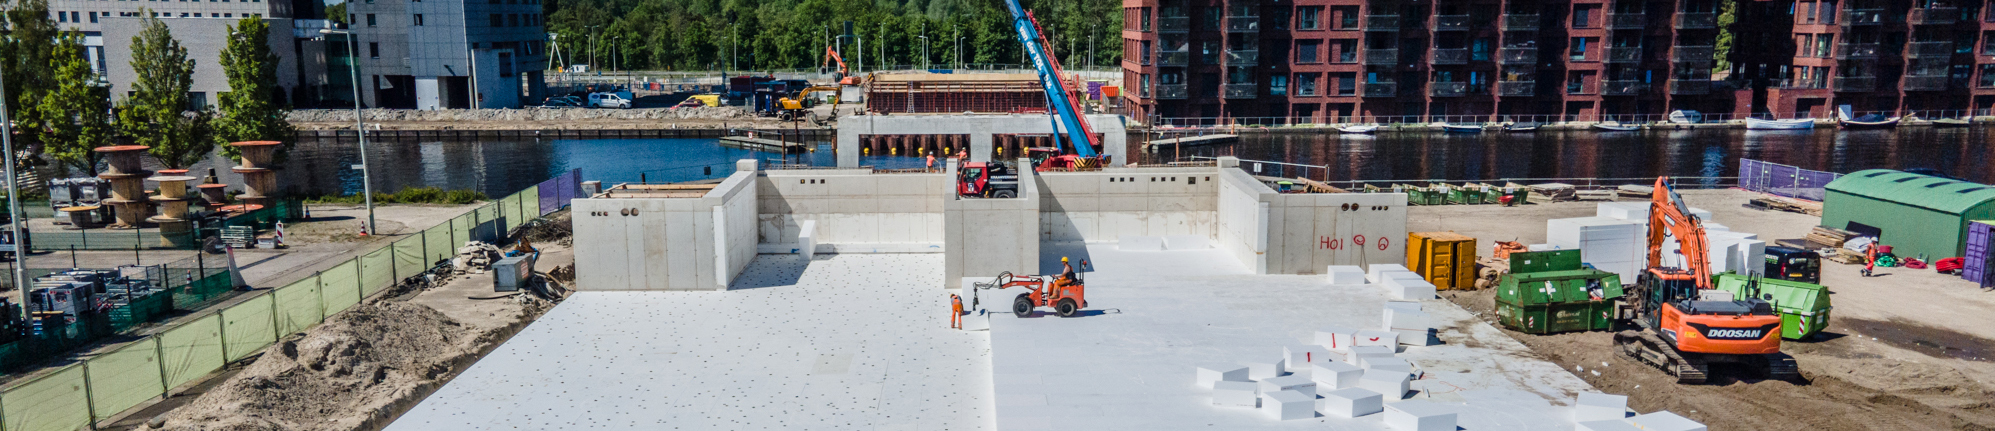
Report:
1290,177,1349,193
1805,226,1857,248
1523,182,1577,202
1616,184,1655,198
1748,196,1824,216
1576,190,1617,201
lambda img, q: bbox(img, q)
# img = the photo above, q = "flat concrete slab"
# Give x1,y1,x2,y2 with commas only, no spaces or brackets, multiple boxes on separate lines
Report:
386,254,994,430
989,245,1595,430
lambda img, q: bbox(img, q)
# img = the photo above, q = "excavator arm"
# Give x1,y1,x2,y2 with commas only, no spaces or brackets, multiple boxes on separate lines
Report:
822,46,849,76
1645,177,1714,289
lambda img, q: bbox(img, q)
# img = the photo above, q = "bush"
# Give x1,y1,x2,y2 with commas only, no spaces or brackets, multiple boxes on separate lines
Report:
306,187,487,205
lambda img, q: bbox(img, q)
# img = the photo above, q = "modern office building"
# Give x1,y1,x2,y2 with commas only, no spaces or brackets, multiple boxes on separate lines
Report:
36,0,545,109
1122,0,1995,123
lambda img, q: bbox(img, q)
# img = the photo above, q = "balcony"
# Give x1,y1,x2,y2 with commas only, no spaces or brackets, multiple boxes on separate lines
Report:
1908,7,1958,25
1227,16,1260,32
1834,43,1878,60
1902,75,1949,91
1159,16,1189,32
1227,49,1259,65
1606,46,1641,63
1674,12,1715,29
1363,81,1397,97
1435,15,1470,31
1833,76,1876,92
1364,48,1398,64
1668,79,1711,95
1908,41,1953,58
1498,81,1535,97
1608,13,1646,29
1365,15,1401,30
1430,81,1468,97
1499,47,1538,64
1155,84,1187,99
1602,80,1646,95
1672,45,1713,63
1501,14,1539,30
1158,50,1189,66
1432,49,1469,65
1841,8,1885,26
1224,83,1258,99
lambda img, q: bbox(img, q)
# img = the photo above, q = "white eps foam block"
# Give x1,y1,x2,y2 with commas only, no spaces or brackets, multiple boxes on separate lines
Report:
1119,236,1167,251
1385,401,1458,431
1628,411,1707,431
1317,387,1384,418
1360,356,1413,377
1314,325,1359,352
1687,207,1713,221
1242,358,1285,380
1355,330,1399,347
1702,222,1730,232
1212,381,1258,407
1259,375,1317,399
1357,369,1411,400
1163,235,1211,250
1366,264,1412,283
1383,306,1433,345
1196,363,1250,389
1262,390,1315,420
961,313,990,331
1310,360,1363,389
1577,420,1641,431
1283,345,1331,372
1348,345,1396,364
1573,392,1629,422
1327,265,1367,285
1596,202,1649,221
1386,278,1438,300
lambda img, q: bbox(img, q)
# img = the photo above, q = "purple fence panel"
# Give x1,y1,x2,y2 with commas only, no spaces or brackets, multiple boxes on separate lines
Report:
1966,222,1992,286
1739,158,1838,201
536,169,582,216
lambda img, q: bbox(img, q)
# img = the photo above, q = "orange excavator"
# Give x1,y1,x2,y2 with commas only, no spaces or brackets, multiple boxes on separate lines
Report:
1614,177,1797,384
823,47,861,86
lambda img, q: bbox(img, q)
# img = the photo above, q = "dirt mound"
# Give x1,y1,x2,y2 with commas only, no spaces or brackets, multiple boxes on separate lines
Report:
148,302,481,431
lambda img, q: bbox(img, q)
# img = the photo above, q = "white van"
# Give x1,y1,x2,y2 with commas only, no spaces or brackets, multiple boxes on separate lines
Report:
589,92,632,109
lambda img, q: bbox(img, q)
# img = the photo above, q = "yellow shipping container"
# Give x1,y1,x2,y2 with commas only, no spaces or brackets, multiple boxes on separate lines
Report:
1407,232,1479,290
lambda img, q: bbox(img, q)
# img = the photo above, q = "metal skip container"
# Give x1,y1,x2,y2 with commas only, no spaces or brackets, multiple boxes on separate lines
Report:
493,255,535,292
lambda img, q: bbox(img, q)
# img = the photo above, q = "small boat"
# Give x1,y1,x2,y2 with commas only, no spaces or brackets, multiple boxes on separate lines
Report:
1668,110,1704,124
1592,121,1639,132
1932,117,1972,127
1337,124,1380,134
1503,123,1542,132
1836,105,1899,129
1745,118,1815,130
1440,123,1484,133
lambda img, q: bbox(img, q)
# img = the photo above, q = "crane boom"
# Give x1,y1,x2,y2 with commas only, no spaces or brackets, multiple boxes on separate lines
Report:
1005,0,1100,159
1645,177,1714,289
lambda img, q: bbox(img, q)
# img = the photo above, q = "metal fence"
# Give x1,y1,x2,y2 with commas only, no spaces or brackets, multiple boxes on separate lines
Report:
26,199,306,252
1739,158,1840,201
0,252,233,375
536,169,584,217
0,171,583,431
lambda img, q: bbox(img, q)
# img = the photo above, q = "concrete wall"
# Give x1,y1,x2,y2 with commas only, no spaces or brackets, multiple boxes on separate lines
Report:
1036,167,1219,242
1212,160,1409,274
756,169,949,249
1216,167,1273,273
945,159,1042,287
836,114,1129,168
572,168,757,291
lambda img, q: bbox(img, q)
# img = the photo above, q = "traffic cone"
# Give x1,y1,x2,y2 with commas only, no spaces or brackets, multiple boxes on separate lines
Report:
359,222,369,236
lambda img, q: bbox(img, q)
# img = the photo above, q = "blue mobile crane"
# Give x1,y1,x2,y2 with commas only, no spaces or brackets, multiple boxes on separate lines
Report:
1004,0,1107,169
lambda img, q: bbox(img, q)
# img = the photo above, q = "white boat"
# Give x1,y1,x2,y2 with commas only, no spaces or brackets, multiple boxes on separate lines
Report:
1336,125,1380,134
1745,118,1815,130
1440,123,1484,133
1668,110,1703,124
1592,121,1639,132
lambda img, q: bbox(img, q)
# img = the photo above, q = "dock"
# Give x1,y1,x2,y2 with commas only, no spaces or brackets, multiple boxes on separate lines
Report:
720,135,808,153
1143,134,1238,150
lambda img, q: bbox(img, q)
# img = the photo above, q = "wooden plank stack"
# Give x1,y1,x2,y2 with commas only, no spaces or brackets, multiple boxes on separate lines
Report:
1750,196,1824,216
1806,226,1858,248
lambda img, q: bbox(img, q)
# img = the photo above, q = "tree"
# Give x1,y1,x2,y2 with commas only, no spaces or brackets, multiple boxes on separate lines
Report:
214,17,295,161
2,0,61,146
325,1,348,25
117,13,212,169
32,33,113,175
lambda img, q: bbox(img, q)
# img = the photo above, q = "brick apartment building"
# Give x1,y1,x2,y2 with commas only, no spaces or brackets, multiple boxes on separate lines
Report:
1121,0,1995,124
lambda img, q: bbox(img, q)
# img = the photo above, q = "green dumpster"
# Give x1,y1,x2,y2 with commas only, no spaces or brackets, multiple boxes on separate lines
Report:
1495,300,1618,334
1496,269,1623,305
1712,273,1832,340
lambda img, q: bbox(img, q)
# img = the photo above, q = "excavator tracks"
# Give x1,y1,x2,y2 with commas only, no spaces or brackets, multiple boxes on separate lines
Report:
1615,330,1709,384
1764,353,1800,381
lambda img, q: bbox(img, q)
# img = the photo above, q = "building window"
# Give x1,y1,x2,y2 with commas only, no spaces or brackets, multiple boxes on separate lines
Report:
1573,5,1597,28
187,92,208,111
1296,40,1320,63
1140,7,1152,31
1979,64,1995,87
490,14,502,27
414,14,424,25
1334,6,1359,29
1336,73,1356,95
366,13,376,27
1569,37,1592,61
88,11,97,22
1140,73,1151,97
510,14,520,27
1295,73,1318,96
369,42,380,58
1333,39,1357,63
1269,75,1288,96
57,11,67,22
1297,6,1321,30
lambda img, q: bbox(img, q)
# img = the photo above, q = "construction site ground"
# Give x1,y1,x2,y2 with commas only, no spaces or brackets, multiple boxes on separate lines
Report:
1409,188,1995,430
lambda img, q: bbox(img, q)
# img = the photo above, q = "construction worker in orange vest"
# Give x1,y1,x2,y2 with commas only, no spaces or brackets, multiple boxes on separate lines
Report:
950,293,964,329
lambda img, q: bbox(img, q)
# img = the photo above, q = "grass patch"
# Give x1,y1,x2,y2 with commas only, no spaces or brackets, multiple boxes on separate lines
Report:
306,187,487,205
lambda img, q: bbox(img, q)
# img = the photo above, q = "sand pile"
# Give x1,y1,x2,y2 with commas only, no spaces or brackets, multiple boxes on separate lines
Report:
148,302,487,431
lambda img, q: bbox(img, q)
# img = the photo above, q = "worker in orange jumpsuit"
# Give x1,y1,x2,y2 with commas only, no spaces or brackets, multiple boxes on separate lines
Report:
950,294,964,329
926,153,936,172
1862,243,1880,277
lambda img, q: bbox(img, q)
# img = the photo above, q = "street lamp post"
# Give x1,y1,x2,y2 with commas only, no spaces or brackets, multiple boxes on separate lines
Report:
956,36,966,69
587,25,601,73
0,59,28,309
320,29,376,234
1089,24,1098,69
918,36,929,70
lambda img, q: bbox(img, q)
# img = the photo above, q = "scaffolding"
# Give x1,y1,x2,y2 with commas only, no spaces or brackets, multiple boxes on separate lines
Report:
864,73,1085,114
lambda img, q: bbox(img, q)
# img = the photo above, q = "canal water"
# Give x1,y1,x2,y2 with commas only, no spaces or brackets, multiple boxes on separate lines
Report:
274,127,1995,197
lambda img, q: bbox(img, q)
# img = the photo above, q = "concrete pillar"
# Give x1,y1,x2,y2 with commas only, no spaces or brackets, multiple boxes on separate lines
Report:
970,133,994,163
836,117,863,168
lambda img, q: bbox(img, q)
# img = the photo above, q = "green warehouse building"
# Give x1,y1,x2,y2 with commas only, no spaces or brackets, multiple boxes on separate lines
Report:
1822,169,1995,259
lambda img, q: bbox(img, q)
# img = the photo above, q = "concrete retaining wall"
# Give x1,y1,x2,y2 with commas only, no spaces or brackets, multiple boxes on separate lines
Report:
1212,159,1409,274
572,167,759,291
1217,166,1274,273
756,169,948,248
945,159,1042,286
1036,167,1219,242
714,164,760,287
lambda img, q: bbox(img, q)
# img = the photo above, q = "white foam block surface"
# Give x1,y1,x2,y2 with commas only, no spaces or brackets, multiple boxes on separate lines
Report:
1385,401,1458,431
1213,380,1258,407
1119,235,1166,251
1348,345,1396,364
1198,363,1251,389
1366,264,1413,283
1628,411,1707,431
1318,387,1384,418
1310,360,1363,390
1358,369,1411,400
1258,375,1316,398
1355,330,1399,347
962,312,990,331
1596,202,1649,221
1262,390,1315,420
1327,265,1367,285
1574,392,1629,422
1387,278,1439,300
1284,345,1331,371
1242,358,1285,380
1315,326,1359,352
1163,235,1211,250
1577,420,1642,431
1361,356,1413,377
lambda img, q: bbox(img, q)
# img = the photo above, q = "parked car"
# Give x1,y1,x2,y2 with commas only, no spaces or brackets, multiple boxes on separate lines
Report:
541,95,585,108
588,92,633,109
